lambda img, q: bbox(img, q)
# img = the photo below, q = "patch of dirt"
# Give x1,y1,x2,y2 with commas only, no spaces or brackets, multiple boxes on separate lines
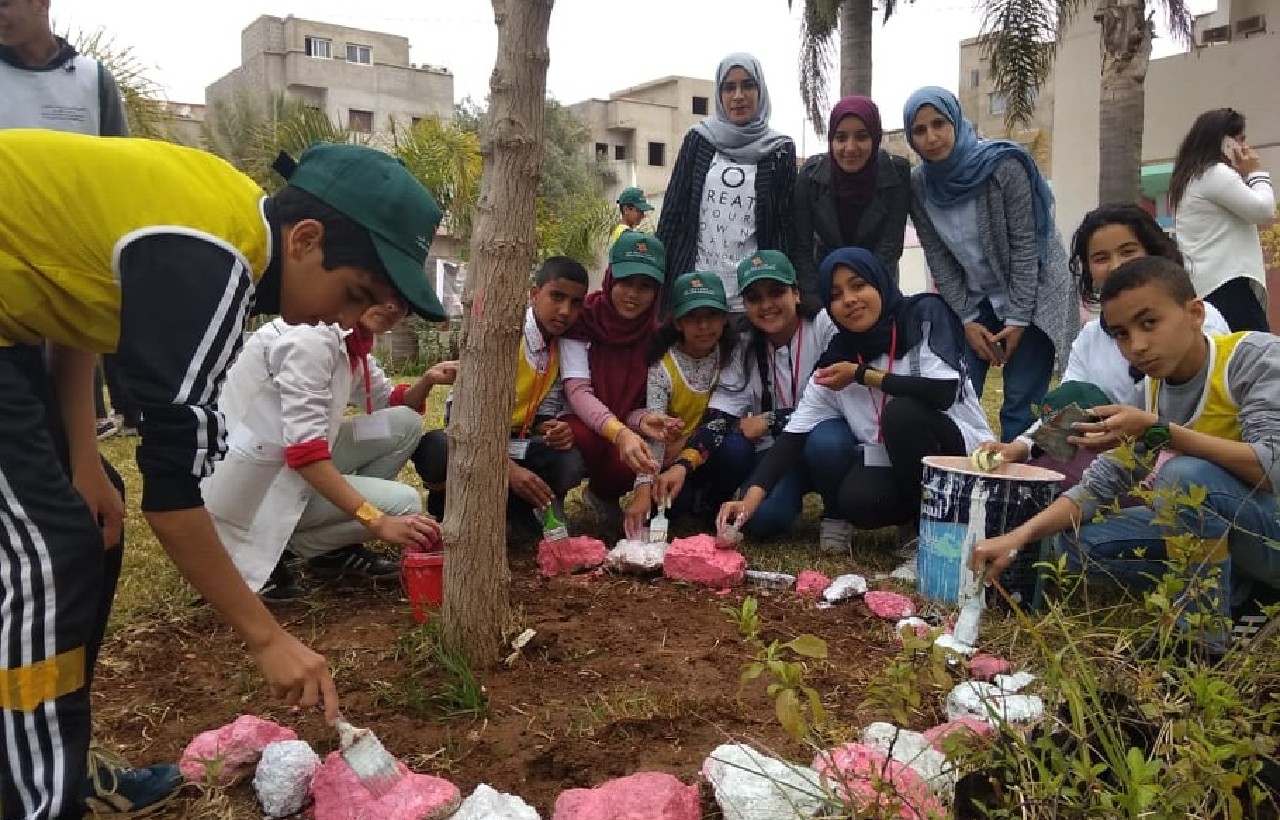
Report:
94,555,913,817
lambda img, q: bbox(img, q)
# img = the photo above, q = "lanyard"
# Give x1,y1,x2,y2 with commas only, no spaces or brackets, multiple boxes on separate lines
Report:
857,323,897,443
770,327,804,410
361,357,373,415
518,342,554,439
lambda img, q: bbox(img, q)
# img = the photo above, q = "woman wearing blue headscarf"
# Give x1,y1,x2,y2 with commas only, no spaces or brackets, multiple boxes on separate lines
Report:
657,53,797,316
904,86,1076,442
718,247,994,552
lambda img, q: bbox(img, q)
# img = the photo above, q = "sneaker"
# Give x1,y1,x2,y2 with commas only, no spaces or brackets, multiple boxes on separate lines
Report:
259,560,307,602
1231,586,1280,646
83,743,183,817
582,488,623,531
819,518,852,555
307,544,399,578
95,419,117,441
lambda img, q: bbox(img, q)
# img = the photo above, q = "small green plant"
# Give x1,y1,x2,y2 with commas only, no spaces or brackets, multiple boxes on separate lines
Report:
375,620,488,720
862,622,954,726
725,596,828,742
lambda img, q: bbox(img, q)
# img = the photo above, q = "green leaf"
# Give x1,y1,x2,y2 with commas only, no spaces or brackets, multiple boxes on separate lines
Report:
805,686,827,727
783,634,828,659
775,688,807,741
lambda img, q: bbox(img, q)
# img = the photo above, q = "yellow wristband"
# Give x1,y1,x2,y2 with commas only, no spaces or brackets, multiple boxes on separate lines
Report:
354,501,384,528
602,417,625,443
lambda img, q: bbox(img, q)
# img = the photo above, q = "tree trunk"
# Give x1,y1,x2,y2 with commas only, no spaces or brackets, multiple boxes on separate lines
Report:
442,0,555,666
839,0,873,97
1095,0,1152,205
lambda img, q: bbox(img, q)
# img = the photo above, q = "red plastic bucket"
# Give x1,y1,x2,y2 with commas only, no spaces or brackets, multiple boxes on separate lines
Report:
402,552,444,623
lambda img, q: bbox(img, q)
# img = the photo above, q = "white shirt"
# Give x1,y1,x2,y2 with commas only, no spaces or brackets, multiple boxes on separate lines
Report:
696,152,759,312
1175,163,1274,302
785,339,995,454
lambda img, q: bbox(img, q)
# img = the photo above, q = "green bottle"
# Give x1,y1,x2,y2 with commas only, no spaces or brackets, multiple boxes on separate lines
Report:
541,503,569,543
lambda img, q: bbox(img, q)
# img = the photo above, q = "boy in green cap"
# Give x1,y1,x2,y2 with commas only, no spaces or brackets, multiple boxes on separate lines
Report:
610,187,655,244
0,129,446,820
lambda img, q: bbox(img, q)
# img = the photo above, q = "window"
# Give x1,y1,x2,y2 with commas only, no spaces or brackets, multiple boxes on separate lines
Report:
348,109,373,133
304,36,331,58
970,69,981,88
647,141,666,167
989,93,1006,115
595,142,608,160
614,144,628,161
346,43,372,65
692,95,709,115
411,117,424,129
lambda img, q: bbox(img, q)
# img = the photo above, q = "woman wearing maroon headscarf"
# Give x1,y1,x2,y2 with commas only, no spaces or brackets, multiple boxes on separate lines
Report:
792,96,912,304
561,232,669,529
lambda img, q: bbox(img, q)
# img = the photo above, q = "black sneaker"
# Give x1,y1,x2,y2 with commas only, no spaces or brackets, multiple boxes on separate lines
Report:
82,743,183,817
260,560,307,601
307,544,399,578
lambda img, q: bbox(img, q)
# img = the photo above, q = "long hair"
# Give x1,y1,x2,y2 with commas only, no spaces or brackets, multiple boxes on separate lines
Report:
1070,204,1184,307
646,314,739,367
1168,108,1247,212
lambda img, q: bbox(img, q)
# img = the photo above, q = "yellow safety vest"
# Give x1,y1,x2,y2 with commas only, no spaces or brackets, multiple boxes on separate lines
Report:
1144,332,1245,441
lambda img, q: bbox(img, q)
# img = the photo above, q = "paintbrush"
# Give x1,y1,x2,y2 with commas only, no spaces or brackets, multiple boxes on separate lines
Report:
649,499,669,544
334,717,402,797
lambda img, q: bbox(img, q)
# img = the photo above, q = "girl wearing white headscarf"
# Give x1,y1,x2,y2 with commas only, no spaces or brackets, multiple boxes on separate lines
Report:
657,53,797,315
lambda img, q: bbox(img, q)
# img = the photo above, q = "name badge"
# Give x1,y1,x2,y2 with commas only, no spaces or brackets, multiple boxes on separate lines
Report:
352,412,392,442
862,442,892,468
508,438,531,461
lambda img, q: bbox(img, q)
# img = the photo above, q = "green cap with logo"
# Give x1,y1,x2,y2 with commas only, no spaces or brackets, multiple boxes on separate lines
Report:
736,250,797,292
609,231,665,283
283,142,447,321
617,187,654,212
670,271,728,318
1041,380,1113,414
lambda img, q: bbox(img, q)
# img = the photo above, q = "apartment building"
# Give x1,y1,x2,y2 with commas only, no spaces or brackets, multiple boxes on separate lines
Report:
205,15,453,136
956,36,1056,169
569,76,717,214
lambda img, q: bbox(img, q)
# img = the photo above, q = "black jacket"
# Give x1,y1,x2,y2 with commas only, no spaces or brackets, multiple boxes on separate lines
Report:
656,129,797,316
791,150,912,307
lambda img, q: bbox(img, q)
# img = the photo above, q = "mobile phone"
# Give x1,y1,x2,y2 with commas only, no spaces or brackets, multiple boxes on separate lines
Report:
1222,136,1241,161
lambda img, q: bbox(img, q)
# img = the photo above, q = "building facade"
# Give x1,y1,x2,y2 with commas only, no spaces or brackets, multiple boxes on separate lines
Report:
205,15,454,136
569,76,717,214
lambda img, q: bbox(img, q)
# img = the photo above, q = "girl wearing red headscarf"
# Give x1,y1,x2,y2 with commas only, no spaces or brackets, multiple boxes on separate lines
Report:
561,232,669,528
792,96,912,305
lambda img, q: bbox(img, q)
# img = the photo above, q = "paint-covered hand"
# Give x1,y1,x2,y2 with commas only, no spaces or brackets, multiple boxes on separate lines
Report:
814,362,857,391
1067,404,1158,451
969,532,1025,583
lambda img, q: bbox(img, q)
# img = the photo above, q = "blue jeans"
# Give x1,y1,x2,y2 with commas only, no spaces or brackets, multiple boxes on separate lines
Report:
966,299,1055,442
802,417,861,514
670,431,757,520
1056,456,1280,648
739,434,811,539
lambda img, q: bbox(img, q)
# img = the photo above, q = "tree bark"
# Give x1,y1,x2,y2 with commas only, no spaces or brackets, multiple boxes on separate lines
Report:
1096,0,1152,205
442,0,555,666
839,0,873,97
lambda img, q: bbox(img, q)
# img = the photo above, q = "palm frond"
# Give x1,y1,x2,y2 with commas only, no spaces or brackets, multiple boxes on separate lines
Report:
794,0,842,135
391,117,483,244
977,0,1086,129
1155,0,1194,47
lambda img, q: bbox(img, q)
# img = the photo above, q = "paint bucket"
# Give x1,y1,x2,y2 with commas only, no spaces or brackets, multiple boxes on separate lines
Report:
918,456,1064,606
401,552,444,623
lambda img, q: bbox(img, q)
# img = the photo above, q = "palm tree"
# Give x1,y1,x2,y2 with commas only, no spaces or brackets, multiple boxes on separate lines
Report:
66,27,167,139
789,0,903,135
390,116,483,246
978,0,1192,203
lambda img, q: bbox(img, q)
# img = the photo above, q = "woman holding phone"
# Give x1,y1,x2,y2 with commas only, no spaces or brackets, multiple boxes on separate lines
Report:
1171,108,1275,332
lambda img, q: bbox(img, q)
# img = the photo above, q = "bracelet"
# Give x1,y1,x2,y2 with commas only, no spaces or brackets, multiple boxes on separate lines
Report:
853,363,869,385
354,501,384,529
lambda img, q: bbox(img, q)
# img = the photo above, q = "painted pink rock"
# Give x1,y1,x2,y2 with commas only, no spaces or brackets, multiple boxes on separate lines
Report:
180,715,298,784
864,590,916,620
795,570,832,598
552,771,700,820
537,536,608,577
812,743,944,819
312,751,461,820
895,617,932,643
969,653,1013,680
923,718,995,753
663,535,746,589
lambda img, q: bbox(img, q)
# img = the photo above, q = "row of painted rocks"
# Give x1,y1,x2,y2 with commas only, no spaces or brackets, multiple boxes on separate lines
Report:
178,704,1038,819
537,534,747,589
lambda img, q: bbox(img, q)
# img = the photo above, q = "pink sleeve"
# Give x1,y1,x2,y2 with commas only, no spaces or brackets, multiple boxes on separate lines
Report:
564,377,618,434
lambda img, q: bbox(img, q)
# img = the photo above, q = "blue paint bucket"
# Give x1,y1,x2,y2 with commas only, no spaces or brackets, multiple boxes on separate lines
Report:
917,456,1063,605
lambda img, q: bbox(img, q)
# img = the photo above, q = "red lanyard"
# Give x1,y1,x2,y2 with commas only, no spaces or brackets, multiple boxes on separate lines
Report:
361,357,373,415
770,327,804,409
518,343,554,439
857,323,897,443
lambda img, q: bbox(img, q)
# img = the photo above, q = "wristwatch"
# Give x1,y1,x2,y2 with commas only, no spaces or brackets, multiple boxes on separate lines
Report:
1137,422,1172,456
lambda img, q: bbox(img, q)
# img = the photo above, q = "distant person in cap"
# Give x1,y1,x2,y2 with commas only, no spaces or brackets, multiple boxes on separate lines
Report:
610,187,654,244
0,130,446,820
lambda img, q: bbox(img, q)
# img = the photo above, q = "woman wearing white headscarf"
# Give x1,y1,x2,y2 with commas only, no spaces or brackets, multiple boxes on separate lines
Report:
657,53,797,315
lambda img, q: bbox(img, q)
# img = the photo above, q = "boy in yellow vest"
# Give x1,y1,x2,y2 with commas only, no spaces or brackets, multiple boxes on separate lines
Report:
417,257,589,541
609,187,654,245
972,256,1280,655
0,130,447,820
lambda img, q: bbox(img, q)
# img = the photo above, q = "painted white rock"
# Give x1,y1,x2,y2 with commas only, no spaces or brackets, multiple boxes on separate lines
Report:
745,570,796,590
994,672,1037,693
608,539,668,573
859,722,955,798
701,744,825,820
945,682,1045,726
454,784,541,820
823,574,868,603
254,740,321,819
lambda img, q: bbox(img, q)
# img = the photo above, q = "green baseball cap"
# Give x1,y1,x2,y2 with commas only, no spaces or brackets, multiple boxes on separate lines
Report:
736,250,797,292
617,187,654,212
609,231,665,283
670,271,728,318
284,142,447,321
1041,380,1113,414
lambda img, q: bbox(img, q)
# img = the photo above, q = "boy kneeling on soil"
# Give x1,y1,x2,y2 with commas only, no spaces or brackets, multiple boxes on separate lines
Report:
0,131,447,820
416,257,589,542
972,256,1280,656
207,300,458,602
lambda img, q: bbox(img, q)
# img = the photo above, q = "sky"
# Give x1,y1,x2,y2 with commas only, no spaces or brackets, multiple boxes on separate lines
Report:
52,0,1209,149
